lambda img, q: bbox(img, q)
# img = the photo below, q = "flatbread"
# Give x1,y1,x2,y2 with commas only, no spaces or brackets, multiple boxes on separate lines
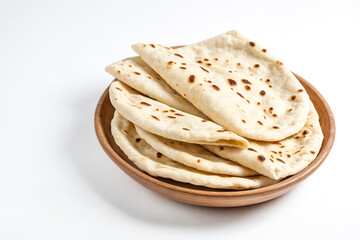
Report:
109,80,249,148
204,104,323,180
135,125,257,177
105,57,207,118
132,30,310,141
111,111,277,190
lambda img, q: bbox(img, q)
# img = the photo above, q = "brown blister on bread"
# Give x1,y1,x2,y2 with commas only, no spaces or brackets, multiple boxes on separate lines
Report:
258,155,265,162
227,79,237,86
200,66,209,73
188,75,196,83
247,148,257,152
140,102,152,106
241,79,252,84
151,115,160,121
212,85,220,91
174,53,183,58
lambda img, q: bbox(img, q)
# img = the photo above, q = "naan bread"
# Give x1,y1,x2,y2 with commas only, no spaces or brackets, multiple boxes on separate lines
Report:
109,80,249,148
132,30,310,141
111,112,277,190
105,57,207,118
135,125,257,177
204,104,323,180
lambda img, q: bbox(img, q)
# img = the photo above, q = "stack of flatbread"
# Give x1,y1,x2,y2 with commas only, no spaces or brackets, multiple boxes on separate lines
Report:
106,30,324,190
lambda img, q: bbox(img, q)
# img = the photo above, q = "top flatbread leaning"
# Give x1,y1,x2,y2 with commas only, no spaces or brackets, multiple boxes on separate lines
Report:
132,30,310,141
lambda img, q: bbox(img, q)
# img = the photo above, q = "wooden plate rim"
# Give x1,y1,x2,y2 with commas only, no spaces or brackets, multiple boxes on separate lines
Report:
94,73,335,197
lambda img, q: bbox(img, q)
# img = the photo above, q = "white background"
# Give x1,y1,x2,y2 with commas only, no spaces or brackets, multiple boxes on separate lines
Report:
1,0,359,239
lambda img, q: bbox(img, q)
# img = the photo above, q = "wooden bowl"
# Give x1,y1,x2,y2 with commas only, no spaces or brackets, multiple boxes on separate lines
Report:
94,73,335,207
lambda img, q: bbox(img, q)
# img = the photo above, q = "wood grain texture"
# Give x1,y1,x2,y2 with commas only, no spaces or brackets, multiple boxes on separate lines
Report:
94,73,335,207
